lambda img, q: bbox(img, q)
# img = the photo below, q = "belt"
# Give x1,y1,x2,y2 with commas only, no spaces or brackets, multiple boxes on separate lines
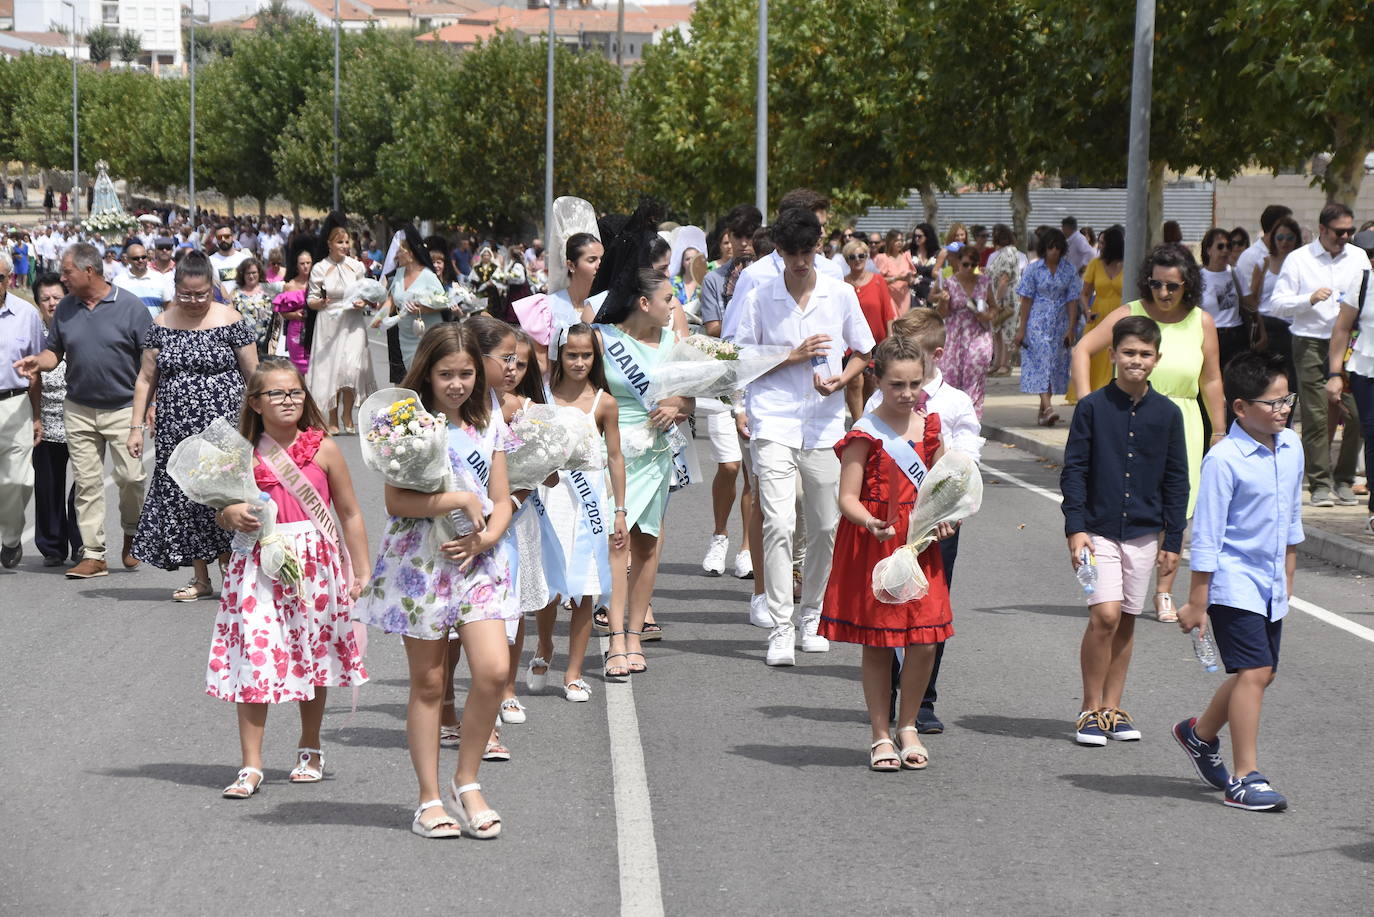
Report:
0,387,27,400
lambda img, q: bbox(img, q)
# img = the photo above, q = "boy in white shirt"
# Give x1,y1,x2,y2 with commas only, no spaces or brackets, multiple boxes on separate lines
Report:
733,207,876,666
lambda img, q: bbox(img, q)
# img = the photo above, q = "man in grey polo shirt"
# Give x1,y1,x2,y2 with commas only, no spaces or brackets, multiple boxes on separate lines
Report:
13,242,151,578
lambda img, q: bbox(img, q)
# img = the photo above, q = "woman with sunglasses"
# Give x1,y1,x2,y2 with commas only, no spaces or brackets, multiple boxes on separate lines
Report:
1070,243,1224,622
1243,215,1302,393
1199,227,1250,382
842,238,897,420
126,251,260,601
1227,228,1250,269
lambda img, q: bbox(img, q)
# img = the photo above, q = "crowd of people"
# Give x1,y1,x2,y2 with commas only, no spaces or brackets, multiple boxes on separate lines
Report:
3,187,1363,832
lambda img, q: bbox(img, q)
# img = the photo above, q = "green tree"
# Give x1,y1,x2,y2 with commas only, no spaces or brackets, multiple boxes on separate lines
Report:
117,30,143,63
86,26,119,64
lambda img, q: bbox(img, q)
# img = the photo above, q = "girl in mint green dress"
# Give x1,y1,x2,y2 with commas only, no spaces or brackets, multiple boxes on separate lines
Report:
593,268,693,677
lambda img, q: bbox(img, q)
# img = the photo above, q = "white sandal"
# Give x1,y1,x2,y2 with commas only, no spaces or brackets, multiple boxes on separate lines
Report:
1154,593,1179,623
525,656,551,694
172,578,212,602
411,800,462,839
444,780,502,839
869,738,900,772
895,726,930,770
563,678,591,703
222,766,264,799
439,724,461,748
289,747,325,783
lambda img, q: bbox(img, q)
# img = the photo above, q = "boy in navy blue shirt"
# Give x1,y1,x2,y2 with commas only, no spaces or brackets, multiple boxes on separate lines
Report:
1061,316,1188,746
1173,350,1303,812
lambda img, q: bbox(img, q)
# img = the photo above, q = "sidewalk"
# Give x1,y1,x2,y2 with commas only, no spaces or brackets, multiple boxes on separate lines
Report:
979,370,1374,575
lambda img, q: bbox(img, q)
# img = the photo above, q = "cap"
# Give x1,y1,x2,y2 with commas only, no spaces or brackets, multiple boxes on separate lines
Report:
1351,229,1374,257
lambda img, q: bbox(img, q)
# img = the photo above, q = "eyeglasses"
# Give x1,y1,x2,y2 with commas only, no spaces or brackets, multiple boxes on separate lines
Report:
255,388,307,405
1328,226,1355,238
484,353,518,367
845,254,865,262
1147,279,1184,293
1246,393,1297,413
1273,233,1298,243
175,290,213,303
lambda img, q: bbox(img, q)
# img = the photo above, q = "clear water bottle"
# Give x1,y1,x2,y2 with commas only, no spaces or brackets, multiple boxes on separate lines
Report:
449,507,476,537
231,492,270,555
1075,547,1097,597
1191,627,1219,672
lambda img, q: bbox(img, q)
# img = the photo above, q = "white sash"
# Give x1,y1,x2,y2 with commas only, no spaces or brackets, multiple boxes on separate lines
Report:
853,414,929,489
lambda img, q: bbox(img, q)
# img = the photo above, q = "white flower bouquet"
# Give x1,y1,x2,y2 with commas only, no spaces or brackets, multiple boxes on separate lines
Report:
871,451,983,604
167,416,302,586
643,335,792,406
326,279,389,316
449,283,483,316
504,404,580,491
359,388,491,552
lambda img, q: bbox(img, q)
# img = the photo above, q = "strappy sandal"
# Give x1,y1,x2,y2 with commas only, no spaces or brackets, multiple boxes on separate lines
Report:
1037,408,1061,427
1154,593,1178,623
625,630,647,674
896,726,930,770
172,578,213,602
640,618,663,642
222,766,264,799
593,607,610,632
603,630,630,681
869,738,901,772
289,748,325,783
439,724,461,748
411,800,462,839
444,779,502,839
482,732,510,762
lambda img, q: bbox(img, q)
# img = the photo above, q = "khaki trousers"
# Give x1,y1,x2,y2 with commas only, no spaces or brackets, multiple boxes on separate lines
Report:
0,393,35,547
63,401,146,561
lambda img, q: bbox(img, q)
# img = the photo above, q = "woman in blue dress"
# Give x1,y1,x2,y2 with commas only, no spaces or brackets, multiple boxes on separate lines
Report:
375,226,446,372
1013,228,1083,426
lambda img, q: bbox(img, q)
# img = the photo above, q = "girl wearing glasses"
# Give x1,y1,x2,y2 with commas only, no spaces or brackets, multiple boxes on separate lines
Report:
1070,243,1225,622
127,250,260,602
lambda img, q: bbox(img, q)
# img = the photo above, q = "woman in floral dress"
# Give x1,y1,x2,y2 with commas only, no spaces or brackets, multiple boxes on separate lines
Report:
985,223,1025,376
230,257,276,357
127,252,259,601
1013,228,1082,425
934,246,996,416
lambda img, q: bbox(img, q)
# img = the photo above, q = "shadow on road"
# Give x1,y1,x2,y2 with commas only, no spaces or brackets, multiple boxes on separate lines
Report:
955,713,1068,740
77,586,197,603
755,704,864,724
246,801,403,830
971,603,1084,618
323,725,408,749
94,761,291,788
726,743,858,768
1058,773,1217,803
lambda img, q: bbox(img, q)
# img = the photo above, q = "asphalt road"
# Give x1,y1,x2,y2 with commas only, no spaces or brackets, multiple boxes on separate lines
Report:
3,342,1371,916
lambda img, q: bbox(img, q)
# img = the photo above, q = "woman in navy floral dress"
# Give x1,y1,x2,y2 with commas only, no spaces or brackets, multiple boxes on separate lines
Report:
127,252,259,601
1013,228,1082,426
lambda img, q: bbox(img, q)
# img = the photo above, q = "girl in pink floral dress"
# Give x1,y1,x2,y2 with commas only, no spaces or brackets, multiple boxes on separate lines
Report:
209,357,372,800
934,247,996,416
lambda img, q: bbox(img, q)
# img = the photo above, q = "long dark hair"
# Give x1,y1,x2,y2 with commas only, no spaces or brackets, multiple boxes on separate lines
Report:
509,329,547,404
425,234,458,286
1099,225,1125,264
174,249,214,289
238,356,327,445
596,268,670,325
390,225,431,282
911,222,939,259
400,323,490,429
550,322,609,393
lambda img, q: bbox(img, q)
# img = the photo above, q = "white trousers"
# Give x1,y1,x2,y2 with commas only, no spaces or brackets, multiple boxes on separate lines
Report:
0,394,35,547
752,438,839,629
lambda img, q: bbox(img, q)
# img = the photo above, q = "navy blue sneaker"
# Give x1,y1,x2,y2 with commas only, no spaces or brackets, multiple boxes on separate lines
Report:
1172,717,1230,790
1075,711,1107,746
1224,771,1288,811
1103,707,1141,741
917,707,944,735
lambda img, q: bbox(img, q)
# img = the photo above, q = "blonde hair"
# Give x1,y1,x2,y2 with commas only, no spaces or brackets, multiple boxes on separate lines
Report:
841,239,869,259
889,307,946,353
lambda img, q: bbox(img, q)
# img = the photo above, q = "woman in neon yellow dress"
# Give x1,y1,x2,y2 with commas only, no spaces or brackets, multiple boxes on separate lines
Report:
1070,244,1224,621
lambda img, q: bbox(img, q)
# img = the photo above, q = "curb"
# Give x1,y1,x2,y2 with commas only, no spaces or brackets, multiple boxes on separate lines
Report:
981,421,1374,575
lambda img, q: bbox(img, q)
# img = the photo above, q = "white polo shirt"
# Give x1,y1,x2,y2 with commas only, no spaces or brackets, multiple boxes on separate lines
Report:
864,369,984,461
1268,239,1372,339
734,270,875,450
1233,237,1269,298
722,250,845,340
116,269,175,318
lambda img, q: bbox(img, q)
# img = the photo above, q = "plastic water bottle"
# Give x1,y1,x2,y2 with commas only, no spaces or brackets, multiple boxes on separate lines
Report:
231,492,270,555
1191,628,1219,672
1075,548,1097,597
449,507,476,537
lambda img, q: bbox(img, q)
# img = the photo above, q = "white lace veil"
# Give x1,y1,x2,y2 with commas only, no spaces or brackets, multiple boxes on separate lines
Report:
548,196,599,294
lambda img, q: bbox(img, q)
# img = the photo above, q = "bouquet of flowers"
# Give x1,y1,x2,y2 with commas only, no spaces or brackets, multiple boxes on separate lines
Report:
376,288,448,335
449,283,483,316
871,451,983,604
359,388,491,553
644,335,792,405
326,279,389,316
504,404,582,491
167,417,302,586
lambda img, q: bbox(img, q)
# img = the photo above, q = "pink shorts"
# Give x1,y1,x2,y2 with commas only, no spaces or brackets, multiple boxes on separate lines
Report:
1086,533,1158,615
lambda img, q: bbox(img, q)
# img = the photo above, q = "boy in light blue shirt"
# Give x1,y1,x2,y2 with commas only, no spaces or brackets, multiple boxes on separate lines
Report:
1173,350,1304,812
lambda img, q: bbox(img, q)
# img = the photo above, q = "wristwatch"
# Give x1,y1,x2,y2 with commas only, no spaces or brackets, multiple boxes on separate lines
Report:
1325,371,1343,380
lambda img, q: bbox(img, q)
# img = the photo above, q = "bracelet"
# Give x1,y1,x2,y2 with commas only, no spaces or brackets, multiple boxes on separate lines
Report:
130,424,145,430
1325,371,1343,380
614,506,628,514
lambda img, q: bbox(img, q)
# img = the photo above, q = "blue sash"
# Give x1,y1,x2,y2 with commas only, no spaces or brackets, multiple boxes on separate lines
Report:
597,322,694,486
520,491,570,601
562,469,612,602
853,414,929,489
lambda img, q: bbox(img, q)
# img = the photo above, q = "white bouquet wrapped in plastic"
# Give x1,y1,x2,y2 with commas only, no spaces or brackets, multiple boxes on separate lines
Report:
359,388,491,552
166,416,302,586
326,279,389,316
643,335,792,404
504,404,578,491
871,452,984,604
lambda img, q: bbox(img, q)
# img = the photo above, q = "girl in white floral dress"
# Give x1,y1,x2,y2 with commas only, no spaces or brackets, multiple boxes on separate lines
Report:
354,323,516,839
210,357,372,800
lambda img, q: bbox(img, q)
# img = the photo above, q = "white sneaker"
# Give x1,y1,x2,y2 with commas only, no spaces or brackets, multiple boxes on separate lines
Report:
765,625,795,666
800,616,829,653
749,593,771,628
499,698,527,725
733,549,754,579
702,534,729,576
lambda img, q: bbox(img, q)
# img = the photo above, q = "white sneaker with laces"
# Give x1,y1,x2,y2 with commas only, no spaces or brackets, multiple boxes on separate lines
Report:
749,593,771,628
800,615,829,653
702,534,729,576
765,624,795,666
733,549,754,579
498,698,527,725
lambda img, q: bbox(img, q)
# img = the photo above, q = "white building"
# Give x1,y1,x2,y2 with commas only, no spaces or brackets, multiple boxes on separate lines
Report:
14,0,182,67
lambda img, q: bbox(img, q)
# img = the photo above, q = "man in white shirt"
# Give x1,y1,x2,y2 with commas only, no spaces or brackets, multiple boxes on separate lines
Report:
114,242,174,318
1268,202,1371,506
733,207,876,666
1063,216,1095,272
1234,204,1291,304
208,223,250,300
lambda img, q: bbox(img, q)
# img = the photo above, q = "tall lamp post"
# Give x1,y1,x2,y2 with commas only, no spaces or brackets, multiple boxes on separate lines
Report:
755,0,767,216
1124,0,1156,272
332,0,340,212
189,0,197,220
61,1,79,223
544,0,554,236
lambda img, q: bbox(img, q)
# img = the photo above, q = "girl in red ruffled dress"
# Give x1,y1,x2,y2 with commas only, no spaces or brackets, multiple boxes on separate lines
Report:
819,335,956,773
208,357,372,799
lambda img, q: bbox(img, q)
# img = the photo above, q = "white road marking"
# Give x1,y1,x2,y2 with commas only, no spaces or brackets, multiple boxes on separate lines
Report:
981,460,1374,647
598,634,665,917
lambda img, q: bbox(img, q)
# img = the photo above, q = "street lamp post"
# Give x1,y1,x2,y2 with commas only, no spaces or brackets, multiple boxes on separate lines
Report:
544,0,554,237
1124,0,1156,272
755,0,767,216
189,0,197,220
62,1,79,224
332,0,340,212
